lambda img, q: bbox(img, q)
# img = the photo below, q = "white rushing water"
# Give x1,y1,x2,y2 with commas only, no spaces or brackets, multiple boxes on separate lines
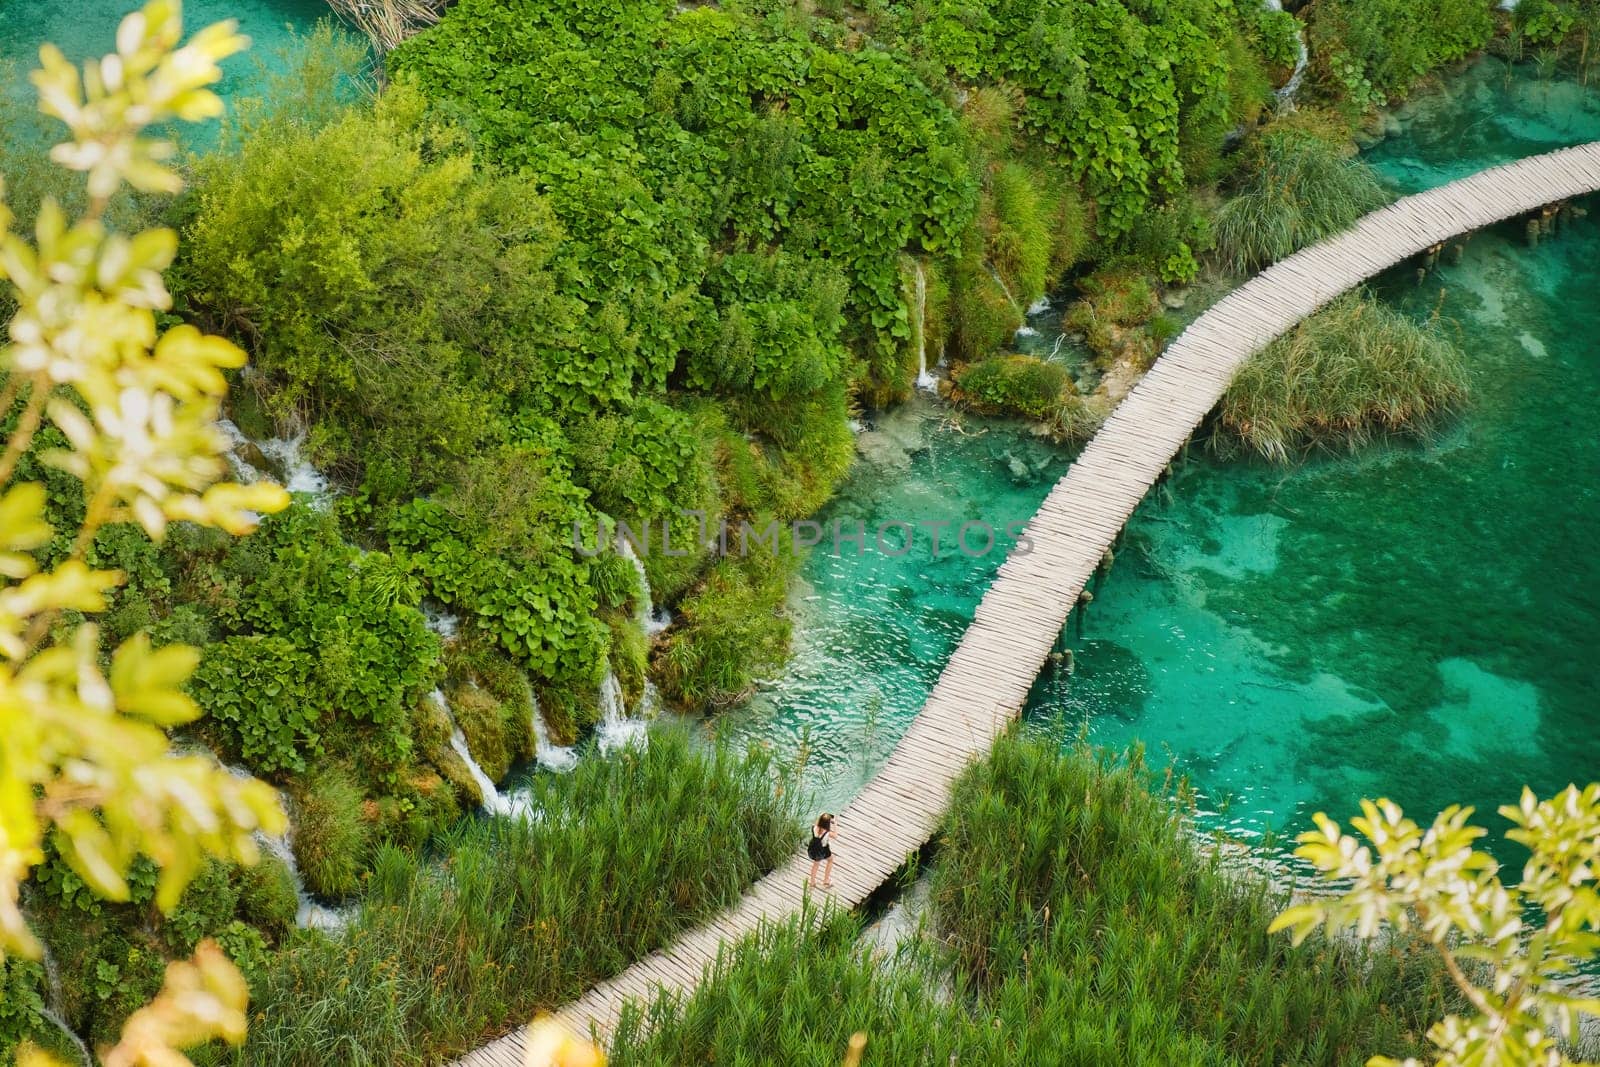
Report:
422,603,460,640
913,260,938,393
214,761,352,931
532,696,580,772
1263,0,1310,107
216,417,269,483
38,945,93,1066
616,535,673,636
216,416,331,503
433,689,524,818
596,669,649,754
254,826,355,932
257,432,330,498
984,262,1024,318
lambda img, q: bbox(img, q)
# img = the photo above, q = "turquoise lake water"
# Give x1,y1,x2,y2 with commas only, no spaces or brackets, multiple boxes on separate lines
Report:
1,0,331,146
730,59,1600,862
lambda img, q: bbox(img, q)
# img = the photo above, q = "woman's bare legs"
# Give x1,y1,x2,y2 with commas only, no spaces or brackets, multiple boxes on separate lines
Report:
820,855,834,889
808,859,821,886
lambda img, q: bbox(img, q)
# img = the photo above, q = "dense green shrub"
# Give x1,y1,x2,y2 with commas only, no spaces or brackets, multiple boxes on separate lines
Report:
234,855,300,941
210,732,798,1066
1217,291,1471,460
185,82,583,487
954,354,1070,421
1213,121,1391,273
1307,0,1495,109
386,497,606,696
289,767,374,899
198,504,439,774
654,548,796,710
192,636,320,774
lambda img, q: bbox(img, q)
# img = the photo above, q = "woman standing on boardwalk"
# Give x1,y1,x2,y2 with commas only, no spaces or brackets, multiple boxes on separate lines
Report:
807,813,836,889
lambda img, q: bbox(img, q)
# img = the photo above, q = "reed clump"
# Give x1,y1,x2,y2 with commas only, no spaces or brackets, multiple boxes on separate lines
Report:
203,731,797,1066
1217,291,1471,461
326,0,445,52
609,736,1453,1065
1213,124,1392,274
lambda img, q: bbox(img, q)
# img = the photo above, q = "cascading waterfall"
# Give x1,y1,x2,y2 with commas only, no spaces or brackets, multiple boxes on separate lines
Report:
1264,0,1310,107
531,695,579,773
254,825,355,932
913,261,938,393
38,944,93,1066
216,416,330,501
616,535,672,636
596,669,648,754
985,262,1024,319
434,689,520,817
216,762,352,931
257,432,330,498
216,417,269,483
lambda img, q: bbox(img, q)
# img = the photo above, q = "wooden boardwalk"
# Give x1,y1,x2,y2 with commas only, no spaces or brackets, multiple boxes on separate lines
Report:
455,142,1600,1065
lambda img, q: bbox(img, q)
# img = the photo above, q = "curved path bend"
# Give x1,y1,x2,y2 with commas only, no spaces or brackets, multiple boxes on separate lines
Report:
458,141,1600,1064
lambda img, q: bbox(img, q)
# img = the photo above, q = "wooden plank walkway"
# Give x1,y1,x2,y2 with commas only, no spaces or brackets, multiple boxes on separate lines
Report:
455,142,1600,1065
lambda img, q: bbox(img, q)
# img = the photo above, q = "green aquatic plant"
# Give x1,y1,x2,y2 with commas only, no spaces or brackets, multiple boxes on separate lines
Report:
954,354,1071,421
1217,291,1470,461
1213,124,1391,274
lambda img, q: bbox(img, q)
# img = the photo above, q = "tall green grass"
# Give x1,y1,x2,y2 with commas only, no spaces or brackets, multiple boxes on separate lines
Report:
1217,291,1471,461
202,731,797,1066
1213,126,1391,274
610,735,1454,1065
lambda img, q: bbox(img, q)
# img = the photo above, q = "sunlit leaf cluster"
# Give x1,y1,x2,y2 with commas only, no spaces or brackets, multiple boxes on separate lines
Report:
1273,787,1600,1066
1,3,292,1063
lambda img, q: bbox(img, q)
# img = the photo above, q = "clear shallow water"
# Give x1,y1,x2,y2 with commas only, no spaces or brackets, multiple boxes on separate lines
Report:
1,0,331,146
732,58,1600,860
715,400,1069,812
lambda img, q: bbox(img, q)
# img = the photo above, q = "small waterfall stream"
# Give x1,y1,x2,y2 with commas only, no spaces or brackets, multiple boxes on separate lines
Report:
912,261,938,393
531,696,579,773
984,262,1024,320
217,416,331,502
596,669,649,754
617,536,672,636
433,689,521,817
216,762,352,931
1263,0,1310,107
38,944,93,1067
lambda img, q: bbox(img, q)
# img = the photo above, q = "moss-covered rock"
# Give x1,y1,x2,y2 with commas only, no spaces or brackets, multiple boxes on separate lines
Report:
235,853,300,942
289,768,372,899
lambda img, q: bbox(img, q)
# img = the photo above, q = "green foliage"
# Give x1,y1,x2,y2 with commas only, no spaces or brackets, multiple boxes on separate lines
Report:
609,735,1453,1065
447,686,520,784
1307,0,1495,109
888,0,1276,236
654,548,796,711
233,856,300,942
0,955,49,1063
1275,786,1600,1066
1213,122,1391,273
217,732,798,1065
954,354,1070,421
289,768,373,899
1218,291,1471,461
386,498,606,690
184,81,582,489
199,504,438,775
192,637,320,775
392,0,978,397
